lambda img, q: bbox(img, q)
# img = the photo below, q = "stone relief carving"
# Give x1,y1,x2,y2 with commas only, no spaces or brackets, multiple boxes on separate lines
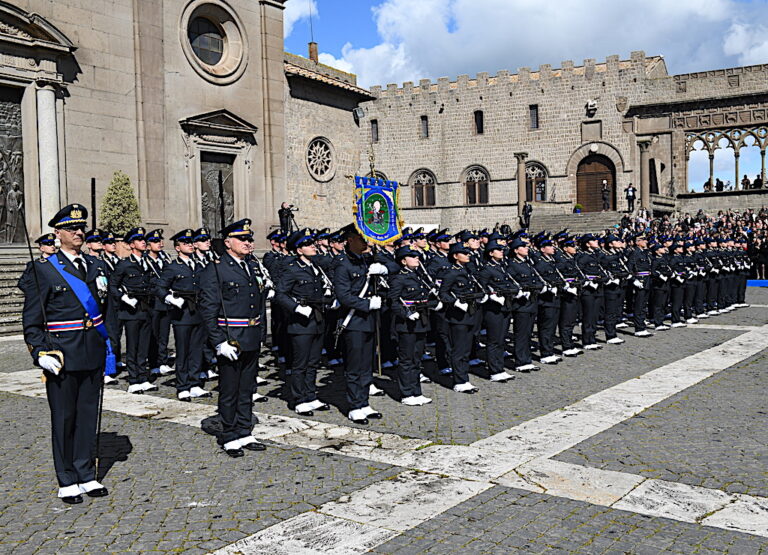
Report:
0,20,33,41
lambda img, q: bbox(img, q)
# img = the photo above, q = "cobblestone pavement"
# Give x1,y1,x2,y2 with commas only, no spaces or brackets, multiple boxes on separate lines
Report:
0,288,766,553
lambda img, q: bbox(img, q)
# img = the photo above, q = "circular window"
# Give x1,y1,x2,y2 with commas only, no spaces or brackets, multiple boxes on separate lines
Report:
306,137,335,182
180,1,248,85
188,17,224,65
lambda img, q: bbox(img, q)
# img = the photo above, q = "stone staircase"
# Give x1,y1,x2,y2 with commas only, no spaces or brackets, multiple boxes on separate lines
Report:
527,211,623,235
0,246,30,336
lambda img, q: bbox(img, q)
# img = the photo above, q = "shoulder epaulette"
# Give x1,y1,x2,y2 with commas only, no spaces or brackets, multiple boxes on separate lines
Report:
37,258,47,264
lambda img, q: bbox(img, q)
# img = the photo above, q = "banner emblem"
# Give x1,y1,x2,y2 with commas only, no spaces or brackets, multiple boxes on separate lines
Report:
353,176,403,245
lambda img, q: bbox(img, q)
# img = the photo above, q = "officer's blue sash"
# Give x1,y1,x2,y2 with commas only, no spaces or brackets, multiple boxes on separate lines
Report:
48,255,116,376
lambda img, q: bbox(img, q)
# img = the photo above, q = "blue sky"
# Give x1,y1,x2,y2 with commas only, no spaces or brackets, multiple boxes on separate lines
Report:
284,0,768,190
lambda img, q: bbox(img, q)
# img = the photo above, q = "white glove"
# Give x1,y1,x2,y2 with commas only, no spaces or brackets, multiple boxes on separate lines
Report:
96,276,108,293
367,263,388,276
331,299,340,310
454,300,469,312
550,287,558,296
121,294,138,308
265,279,275,290
659,274,668,282
566,286,578,295
39,354,62,375
541,286,548,294
216,341,239,361
608,278,620,286
408,312,421,321
295,305,313,318
369,296,382,310
515,290,526,299
490,293,505,305
165,294,184,308
633,279,644,289
432,301,443,311
267,289,275,300
480,294,489,304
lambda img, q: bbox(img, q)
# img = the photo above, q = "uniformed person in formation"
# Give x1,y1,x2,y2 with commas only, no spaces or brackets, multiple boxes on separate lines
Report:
21,204,110,504
155,228,211,401
275,228,333,415
36,232,58,258
109,227,157,394
84,228,104,257
199,219,267,457
145,229,173,376
387,245,435,405
332,225,386,424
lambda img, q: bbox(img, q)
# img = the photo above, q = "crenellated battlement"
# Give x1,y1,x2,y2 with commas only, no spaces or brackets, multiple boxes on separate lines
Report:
369,51,659,97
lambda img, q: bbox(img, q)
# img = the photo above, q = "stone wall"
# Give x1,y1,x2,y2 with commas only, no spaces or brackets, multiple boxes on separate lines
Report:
676,189,768,215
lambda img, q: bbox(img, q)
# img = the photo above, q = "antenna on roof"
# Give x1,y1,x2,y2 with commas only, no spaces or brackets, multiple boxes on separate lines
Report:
308,0,315,43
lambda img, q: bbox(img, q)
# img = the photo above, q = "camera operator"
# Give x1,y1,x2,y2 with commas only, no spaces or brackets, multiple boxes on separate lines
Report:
278,202,298,234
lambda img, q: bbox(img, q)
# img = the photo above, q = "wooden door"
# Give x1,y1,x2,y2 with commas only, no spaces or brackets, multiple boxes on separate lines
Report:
576,155,615,212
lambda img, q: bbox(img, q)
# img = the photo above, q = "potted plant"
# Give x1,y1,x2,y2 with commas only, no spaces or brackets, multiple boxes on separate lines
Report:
573,203,584,214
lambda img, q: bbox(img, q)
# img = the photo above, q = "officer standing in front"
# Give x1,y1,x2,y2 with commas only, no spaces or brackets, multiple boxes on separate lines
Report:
156,229,211,401
145,229,173,376
109,227,157,393
333,225,386,424
275,229,333,416
21,204,110,504
199,219,267,457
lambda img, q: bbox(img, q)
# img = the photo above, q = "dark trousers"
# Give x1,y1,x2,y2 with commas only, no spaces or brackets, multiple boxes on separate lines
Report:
323,309,342,361
684,281,697,319
603,286,622,339
449,323,474,384
695,279,707,314
632,286,650,330
651,287,669,325
380,308,397,363
149,309,171,368
718,276,731,308
430,312,452,370
559,295,580,350
580,291,600,345
396,331,425,398
484,309,511,375
105,299,122,364
706,277,719,310
738,275,747,303
173,323,204,392
670,284,685,323
217,348,259,445
627,197,635,212
289,332,323,405
342,330,373,411
512,310,535,366
45,369,101,487
122,318,151,384
537,304,560,357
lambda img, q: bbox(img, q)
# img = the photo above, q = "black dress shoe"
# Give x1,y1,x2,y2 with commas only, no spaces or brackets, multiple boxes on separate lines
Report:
315,403,330,411
253,396,269,403
296,409,314,417
366,411,383,419
61,495,83,505
242,442,267,452
86,487,109,498
224,448,244,458
350,417,369,425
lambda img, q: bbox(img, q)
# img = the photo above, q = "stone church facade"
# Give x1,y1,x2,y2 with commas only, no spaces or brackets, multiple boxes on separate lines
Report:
0,0,766,243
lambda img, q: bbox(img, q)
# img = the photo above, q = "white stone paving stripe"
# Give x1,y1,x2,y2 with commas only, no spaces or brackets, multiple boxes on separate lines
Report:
471,327,768,461
692,324,761,331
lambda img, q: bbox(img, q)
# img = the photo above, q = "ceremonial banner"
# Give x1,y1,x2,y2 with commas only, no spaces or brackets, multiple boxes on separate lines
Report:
353,175,403,245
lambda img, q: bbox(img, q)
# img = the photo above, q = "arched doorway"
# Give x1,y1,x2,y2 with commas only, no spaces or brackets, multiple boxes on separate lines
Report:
577,154,616,212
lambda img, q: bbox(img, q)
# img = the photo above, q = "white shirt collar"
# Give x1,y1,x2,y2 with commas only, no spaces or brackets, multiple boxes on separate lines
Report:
59,250,84,265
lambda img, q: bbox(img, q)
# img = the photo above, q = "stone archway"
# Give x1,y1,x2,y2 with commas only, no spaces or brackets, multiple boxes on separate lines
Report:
566,141,625,211
577,154,616,212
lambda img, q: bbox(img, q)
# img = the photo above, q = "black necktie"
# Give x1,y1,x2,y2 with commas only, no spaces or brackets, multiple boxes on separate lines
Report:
240,261,250,276
74,258,86,280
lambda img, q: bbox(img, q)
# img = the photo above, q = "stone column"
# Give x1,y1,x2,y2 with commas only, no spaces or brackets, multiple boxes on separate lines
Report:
637,140,651,209
514,152,528,216
734,151,740,190
761,149,766,187
36,84,60,226
708,153,715,191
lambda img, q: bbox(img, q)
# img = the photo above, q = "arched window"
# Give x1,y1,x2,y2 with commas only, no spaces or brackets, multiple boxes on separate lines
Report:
464,166,489,205
526,162,548,202
409,169,436,207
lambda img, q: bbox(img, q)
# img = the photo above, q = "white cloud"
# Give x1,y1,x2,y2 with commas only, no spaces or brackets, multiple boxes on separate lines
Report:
319,0,768,89
318,52,354,74
284,0,318,39
724,22,768,66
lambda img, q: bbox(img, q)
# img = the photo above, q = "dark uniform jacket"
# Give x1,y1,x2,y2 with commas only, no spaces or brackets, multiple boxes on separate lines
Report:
275,257,331,334
144,254,168,312
388,267,432,333
155,257,204,325
534,255,565,308
651,253,673,289
332,250,378,333
199,253,266,352
109,254,154,321
478,259,520,314
21,251,108,371
438,263,484,325
506,257,543,313
576,249,607,289
425,251,451,284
